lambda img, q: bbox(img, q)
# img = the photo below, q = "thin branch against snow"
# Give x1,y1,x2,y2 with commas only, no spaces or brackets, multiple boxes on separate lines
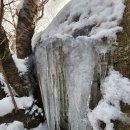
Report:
0,121,48,130
4,0,17,6
0,96,33,117
0,59,18,112
16,0,24,13
12,54,28,75
3,17,16,29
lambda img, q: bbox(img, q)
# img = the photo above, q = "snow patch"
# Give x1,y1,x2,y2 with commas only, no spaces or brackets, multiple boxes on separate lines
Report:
0,96,33,117
12,54,28,75
34,0,126,130
0,121,48,130
88,69,130,130
34,0,125,54
0,73,17,96
17,0,24,13
0,73,8,94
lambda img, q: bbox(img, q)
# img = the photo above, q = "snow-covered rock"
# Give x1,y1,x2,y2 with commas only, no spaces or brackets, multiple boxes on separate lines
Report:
34,0,126,130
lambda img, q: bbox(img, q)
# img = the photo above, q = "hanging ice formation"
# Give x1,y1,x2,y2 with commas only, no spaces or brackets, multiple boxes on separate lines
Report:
33,0,130,130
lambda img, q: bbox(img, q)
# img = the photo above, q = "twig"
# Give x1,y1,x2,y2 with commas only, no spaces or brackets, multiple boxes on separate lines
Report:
7,0,16,30
37,0,49,21
4,0,17,6
0,38,18,112
3,17,16,29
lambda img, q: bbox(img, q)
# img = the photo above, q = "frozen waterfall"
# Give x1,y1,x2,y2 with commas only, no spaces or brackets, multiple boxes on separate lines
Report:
35,36,97,130
33,0,127,130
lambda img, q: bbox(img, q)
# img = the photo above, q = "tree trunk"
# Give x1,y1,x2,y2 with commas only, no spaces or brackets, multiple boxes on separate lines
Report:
0,26,28,96
16,0,38,59
15,0,45,116
0,0,45,127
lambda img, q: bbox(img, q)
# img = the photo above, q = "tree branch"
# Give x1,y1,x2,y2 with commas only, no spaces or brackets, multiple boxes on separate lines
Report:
4,0,16,6
7,0,16,29
3,17,16,30
0,0,4,25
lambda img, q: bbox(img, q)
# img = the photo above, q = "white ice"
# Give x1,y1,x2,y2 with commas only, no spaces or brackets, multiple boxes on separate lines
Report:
34,0,125,130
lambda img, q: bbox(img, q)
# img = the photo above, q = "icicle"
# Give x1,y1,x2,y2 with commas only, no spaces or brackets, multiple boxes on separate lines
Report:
99,53,108,80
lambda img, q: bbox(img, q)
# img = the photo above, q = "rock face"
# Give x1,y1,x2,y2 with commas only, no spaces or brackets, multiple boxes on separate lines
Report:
112,0,130,129
34,0,130,130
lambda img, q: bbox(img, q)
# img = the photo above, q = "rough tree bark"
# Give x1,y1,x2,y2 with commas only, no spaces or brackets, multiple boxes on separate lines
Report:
16,0,39,58
0,0,27,97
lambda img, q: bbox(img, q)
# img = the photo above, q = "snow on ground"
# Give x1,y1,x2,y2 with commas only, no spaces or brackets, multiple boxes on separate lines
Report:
88,68,130,130
0,121,25,130
0,96,33,117
0,73,9,95
32,123,48,130
0,121,48,130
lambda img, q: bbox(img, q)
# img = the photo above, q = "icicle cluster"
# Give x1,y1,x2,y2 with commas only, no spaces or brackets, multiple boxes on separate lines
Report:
34,0,127,130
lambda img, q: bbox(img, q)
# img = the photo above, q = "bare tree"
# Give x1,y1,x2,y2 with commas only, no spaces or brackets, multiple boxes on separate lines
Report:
0,0,26,112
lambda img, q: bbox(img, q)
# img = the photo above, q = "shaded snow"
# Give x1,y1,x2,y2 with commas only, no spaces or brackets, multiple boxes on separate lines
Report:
17,0,24,13
12,54,28,75
0,73,9,95
35,36,97,130
0,121,24,130
88,69,130,130
0,73,17,96
0,96,33,117
0,121,48,130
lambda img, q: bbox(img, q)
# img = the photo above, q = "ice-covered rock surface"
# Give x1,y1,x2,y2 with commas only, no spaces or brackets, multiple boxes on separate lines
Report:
34,0,126,130
35,36,97,130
